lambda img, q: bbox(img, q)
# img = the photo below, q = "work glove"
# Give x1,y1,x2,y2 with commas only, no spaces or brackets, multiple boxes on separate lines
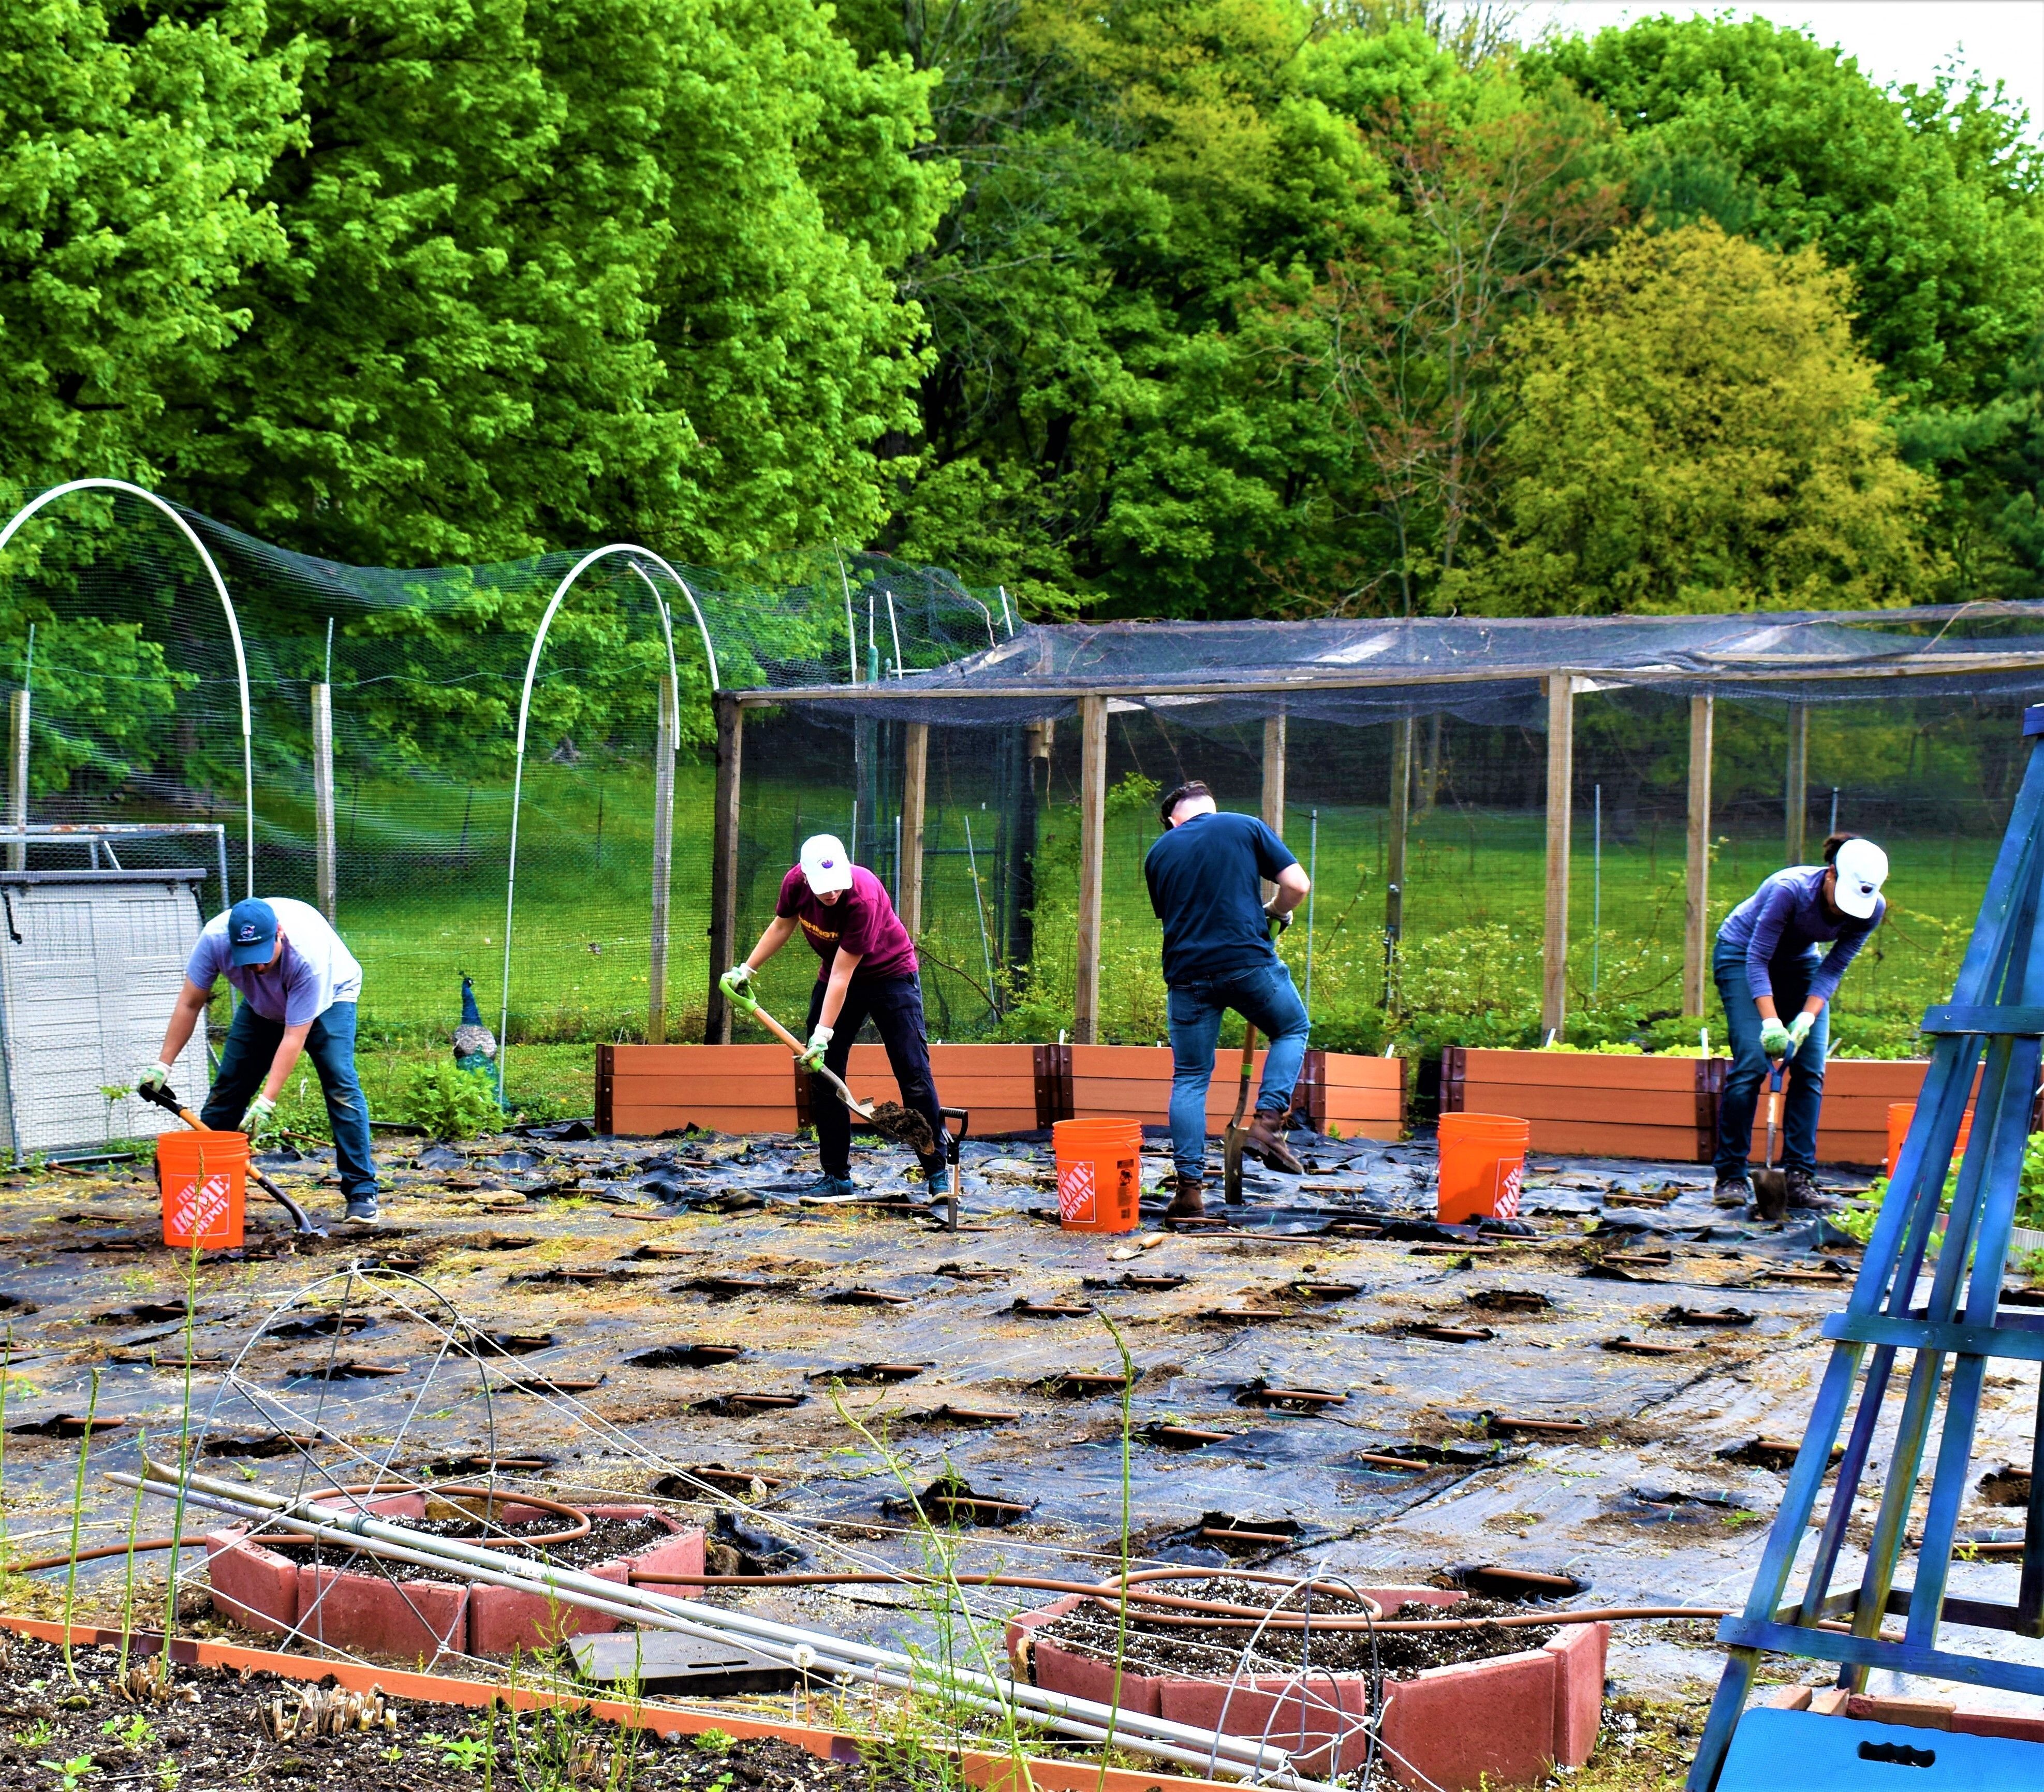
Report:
800,1023,833,1073
1263,902,1292,933
718,964,755,1004
138,1062,171,1097
1787,1011,1815,1053
239,1093,277,1140
1759,1018,1792,1061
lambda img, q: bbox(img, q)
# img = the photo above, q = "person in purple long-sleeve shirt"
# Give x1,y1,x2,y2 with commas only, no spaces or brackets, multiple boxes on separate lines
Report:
1712,833,1889,1213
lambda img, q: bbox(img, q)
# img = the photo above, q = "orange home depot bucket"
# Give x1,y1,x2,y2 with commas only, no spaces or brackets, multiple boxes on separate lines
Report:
1437,1112,1531,1224
1886,1102,1973,1178
157,1129,249,1251
1051,1118,1143,1233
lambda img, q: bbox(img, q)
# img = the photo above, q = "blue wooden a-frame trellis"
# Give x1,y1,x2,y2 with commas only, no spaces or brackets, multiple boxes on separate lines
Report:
1688,708,2044,1788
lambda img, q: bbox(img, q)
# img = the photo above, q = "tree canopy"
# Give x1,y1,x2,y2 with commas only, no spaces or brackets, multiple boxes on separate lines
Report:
1,2,2040,615
1449,222,1934,615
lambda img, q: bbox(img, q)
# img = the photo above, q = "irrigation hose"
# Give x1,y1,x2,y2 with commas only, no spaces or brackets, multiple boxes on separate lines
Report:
9,1535,210,1574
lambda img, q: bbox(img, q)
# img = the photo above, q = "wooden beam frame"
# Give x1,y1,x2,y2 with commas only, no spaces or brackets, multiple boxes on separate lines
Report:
1261,710,1287,901
311,682,336,923
704,691,743,1044
1542,676,1575,1039
1684,693,1714,1016
1786,701,1810,865
900,722,929,935
649,672,677,1044
1385,716,1411,1002
1073,695,1108,1045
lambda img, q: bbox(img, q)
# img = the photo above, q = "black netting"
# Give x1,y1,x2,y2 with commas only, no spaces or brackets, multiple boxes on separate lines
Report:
4,480,2036,1095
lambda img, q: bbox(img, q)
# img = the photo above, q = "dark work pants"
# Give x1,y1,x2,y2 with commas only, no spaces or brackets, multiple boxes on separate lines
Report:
203,999,379,1199
1713,939,1829,1180
805,975,944,1180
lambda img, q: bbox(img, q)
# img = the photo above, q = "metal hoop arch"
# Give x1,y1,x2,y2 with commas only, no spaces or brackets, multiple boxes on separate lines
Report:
0,477,258,897
497,544,718,1081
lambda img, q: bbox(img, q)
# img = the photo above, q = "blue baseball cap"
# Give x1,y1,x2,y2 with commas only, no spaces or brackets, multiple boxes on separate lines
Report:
228,898,281,967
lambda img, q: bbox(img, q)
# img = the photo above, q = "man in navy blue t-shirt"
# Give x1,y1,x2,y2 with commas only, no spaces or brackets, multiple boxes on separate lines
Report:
1143,781,1312,1218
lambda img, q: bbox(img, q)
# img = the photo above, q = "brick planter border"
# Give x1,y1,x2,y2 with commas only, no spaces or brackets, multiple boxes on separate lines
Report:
205,1495,704,1659
1008,1588,1607,1790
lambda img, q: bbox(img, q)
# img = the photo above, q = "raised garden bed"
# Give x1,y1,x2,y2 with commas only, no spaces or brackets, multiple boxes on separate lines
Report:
597,1043,1403,1140
1441,1049,1994,1166
206,1492,704,1658
1008,1575,1606,1791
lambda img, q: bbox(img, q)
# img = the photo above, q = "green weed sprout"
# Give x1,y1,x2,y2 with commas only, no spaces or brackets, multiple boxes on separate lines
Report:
61,1368,101,1683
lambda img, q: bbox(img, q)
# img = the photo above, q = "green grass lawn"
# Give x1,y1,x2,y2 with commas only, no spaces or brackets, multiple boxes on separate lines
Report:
280,749,1999,1106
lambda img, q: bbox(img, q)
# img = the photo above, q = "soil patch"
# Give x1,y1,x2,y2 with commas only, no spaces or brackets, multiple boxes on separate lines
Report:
262,1514,671,1583
0,1633,857,1791
1034,1580,1555,1677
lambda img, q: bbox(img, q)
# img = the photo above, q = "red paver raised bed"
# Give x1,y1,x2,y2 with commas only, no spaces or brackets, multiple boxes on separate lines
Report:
1009,1587,1607,1790
205,1493,704,1660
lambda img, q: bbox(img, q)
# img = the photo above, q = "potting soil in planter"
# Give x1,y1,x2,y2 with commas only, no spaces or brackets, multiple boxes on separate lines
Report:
0,1632,857,1792
1033,1578,1554,1676
262,1512,670,1583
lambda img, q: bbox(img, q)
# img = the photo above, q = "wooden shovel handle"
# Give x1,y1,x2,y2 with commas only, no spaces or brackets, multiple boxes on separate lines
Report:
746,997,873,1118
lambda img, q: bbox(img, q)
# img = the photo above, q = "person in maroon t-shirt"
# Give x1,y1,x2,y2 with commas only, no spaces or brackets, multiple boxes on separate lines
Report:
720,833,946,1197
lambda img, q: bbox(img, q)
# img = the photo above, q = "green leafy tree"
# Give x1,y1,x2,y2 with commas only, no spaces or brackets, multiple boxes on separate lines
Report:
1534,14,2044,407
1452,221,1934,615
0,0,299,510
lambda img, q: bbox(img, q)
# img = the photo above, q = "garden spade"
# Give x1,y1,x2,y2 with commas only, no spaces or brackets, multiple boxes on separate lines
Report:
1220,1021,1259,1207
1751,1059,1789,1223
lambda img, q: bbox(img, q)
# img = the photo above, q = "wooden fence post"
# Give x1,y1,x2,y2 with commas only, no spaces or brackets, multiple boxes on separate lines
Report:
8,687,27,874
1685,693,1714,1016
311,682,337,923
1073,695,1108,1044
704,692,743,1044
1261,709,1287,900
900,722,928,936
1542,676,1575,1039
1785,701,1808,865
649,672,677,1044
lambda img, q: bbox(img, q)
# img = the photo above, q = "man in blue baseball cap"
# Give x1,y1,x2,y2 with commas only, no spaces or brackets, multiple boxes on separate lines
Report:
142,896,379,1224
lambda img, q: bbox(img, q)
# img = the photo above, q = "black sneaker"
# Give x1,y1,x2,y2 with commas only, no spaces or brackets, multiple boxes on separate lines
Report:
344,1192,381,1226
1712,1176,1753,1209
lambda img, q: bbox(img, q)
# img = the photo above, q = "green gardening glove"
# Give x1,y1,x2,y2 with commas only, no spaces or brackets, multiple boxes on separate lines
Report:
1787,1011,1815,1054
239,1092,277,1141
1759,1018,1792,1060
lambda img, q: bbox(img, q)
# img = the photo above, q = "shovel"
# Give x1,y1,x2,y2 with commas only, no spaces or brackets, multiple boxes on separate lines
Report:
721,978,937,1158
1751,1060,1790,1223
938,1106,968,1231
137,1081,324,1237
1221,1021,1259,1208
726,984,876,1120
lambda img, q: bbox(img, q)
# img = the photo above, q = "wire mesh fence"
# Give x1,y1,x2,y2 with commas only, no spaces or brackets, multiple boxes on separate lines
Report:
0,479,2032,1120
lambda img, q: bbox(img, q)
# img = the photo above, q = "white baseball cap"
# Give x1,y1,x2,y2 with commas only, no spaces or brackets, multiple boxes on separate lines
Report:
800,833,855,895
1832,837,1888,919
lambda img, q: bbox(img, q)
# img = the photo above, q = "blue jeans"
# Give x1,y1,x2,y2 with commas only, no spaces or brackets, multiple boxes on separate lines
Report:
202,999,378,1199
1714,939,1828,1179
1166,961,1311,1179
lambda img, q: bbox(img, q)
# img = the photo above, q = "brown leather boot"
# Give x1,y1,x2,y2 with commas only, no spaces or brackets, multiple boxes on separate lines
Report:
1165,1173,1207,1221
1243,1109,1305,1176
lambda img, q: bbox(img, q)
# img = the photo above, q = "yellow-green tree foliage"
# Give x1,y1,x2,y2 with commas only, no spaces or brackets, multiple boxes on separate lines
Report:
1452,221,1935,615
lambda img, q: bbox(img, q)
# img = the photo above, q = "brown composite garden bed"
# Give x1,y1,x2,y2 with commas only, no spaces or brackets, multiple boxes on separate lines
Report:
598,1043,1403,1139
1442,1048,1967,1166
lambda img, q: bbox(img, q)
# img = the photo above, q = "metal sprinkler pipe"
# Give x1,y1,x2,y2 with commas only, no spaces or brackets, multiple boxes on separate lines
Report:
117,1464,1335,1787
128,1478,1310,1784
